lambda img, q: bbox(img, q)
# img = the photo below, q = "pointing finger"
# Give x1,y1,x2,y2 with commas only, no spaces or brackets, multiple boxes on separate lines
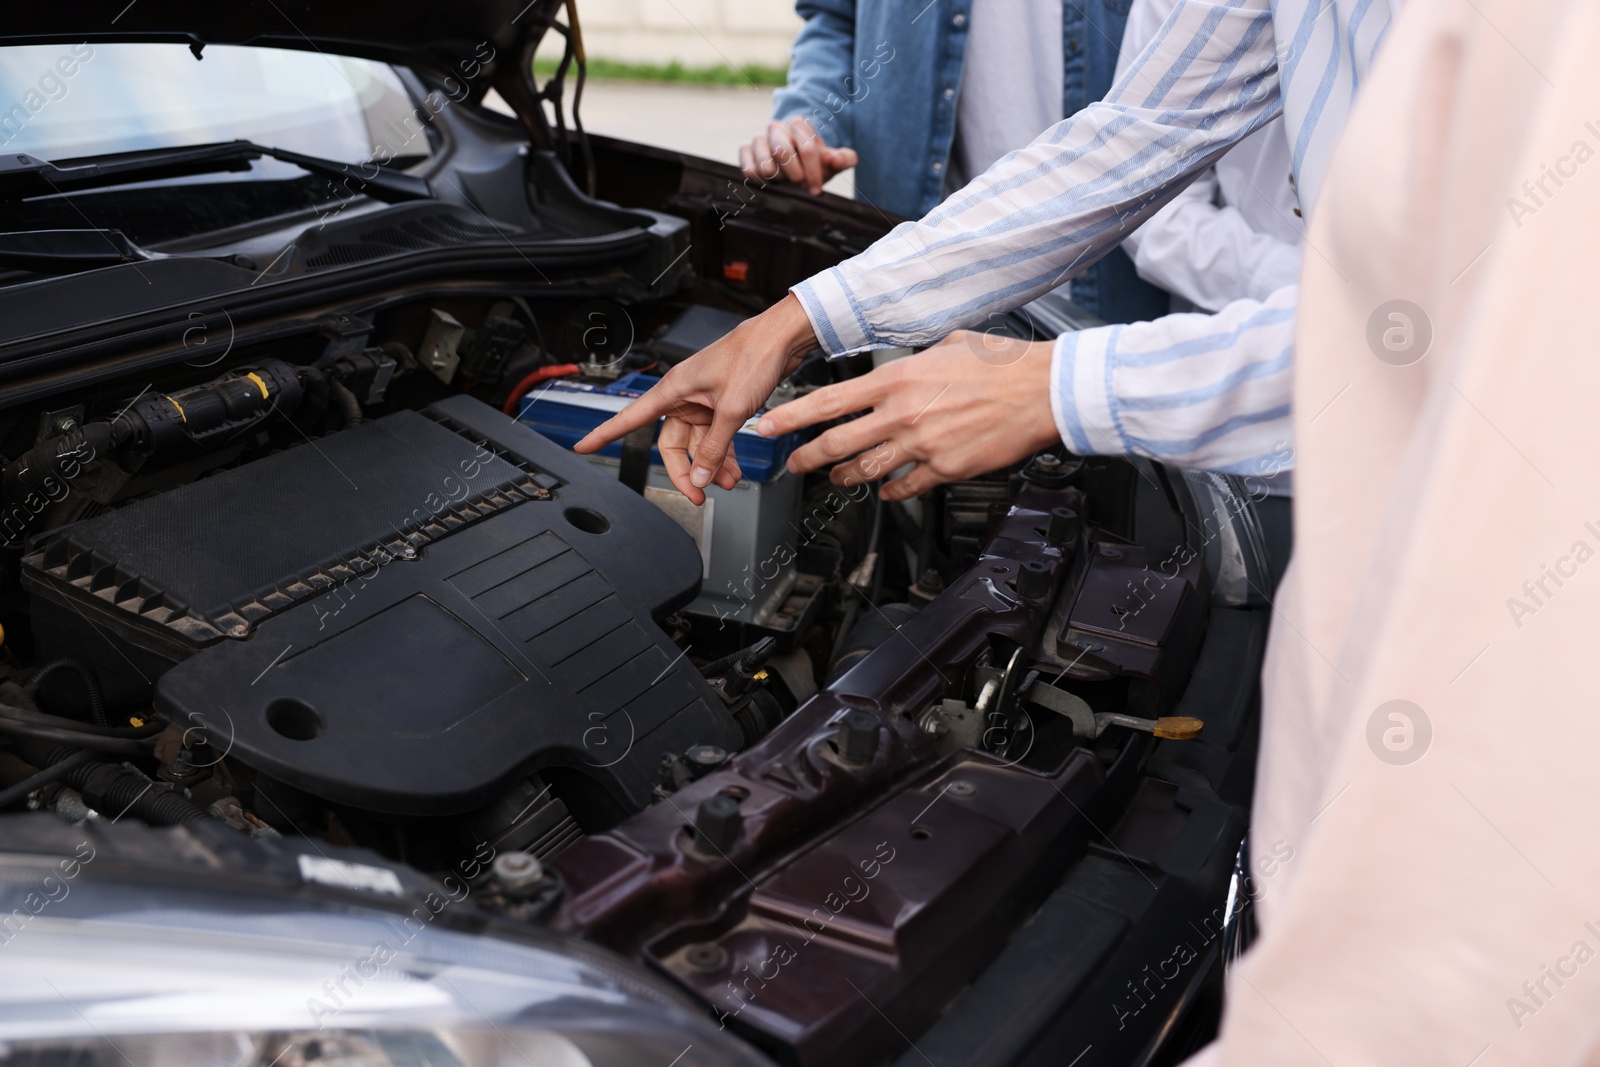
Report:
756,375,885,438
784,410,896,475
575,373,685,453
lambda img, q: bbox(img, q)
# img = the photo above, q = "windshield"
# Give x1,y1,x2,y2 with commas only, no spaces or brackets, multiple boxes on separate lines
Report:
0,43,430,169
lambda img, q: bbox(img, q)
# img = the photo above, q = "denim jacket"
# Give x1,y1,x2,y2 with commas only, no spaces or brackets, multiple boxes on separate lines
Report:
772,0,1170,325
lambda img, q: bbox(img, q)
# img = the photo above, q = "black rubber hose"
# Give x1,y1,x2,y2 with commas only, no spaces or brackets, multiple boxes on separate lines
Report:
296,365,331,429
22,743,210,824
380,341,418,373
24,659,107,727
0,716,156,756
72,760,211,824
330,380,365,427
827,603,921,685
698,638,768,680
0,701,164,739
0,750,95,811
0,422,122,546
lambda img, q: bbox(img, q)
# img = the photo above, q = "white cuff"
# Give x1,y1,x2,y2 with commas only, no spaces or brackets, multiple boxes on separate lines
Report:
1050,327,1123,457
791,267,877,356
1248,241,1302,302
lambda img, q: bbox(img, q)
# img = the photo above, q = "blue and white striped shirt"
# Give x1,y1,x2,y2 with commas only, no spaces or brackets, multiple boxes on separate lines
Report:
792,0,1398,476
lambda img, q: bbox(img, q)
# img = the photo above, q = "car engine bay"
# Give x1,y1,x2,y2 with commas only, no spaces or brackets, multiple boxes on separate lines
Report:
0,18,1272,1062
0,278,1266,1063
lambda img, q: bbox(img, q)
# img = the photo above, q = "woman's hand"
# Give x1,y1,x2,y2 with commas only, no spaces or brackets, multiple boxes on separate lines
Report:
574,294,820,505
756,332,1062,500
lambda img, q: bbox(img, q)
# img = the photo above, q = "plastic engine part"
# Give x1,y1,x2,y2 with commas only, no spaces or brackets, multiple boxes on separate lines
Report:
24,396,738,816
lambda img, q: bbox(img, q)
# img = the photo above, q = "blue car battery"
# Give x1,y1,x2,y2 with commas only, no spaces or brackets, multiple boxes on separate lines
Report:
516,372,803,480
518,372,809,628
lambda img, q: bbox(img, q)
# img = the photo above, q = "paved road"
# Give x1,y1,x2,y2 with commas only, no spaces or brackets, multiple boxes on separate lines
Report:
575,80,854,197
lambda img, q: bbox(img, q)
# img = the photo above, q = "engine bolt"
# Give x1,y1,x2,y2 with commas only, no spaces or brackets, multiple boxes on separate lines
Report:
838,709,881,765
1047,507,1080,544
684,942,729,972
693,794,742,854
492,850,544,892
685,744,729,776
159,746,209,788
1017,559,1052,601
400,545,418,560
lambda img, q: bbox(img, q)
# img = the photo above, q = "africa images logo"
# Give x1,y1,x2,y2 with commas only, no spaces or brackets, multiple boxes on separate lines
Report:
1366,700,1431,765
1366,300,1432,366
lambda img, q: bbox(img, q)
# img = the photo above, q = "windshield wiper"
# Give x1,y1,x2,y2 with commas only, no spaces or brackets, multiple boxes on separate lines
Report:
0,228,160,272
0,140,432,203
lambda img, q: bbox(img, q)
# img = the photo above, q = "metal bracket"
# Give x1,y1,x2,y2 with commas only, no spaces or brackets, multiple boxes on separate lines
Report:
1022,678,1203,740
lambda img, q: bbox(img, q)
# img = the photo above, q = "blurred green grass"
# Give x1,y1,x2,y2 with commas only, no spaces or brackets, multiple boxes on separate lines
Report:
535,57,788,87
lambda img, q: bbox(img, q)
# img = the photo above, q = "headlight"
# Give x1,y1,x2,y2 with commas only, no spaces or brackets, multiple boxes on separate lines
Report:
0,871,767,1067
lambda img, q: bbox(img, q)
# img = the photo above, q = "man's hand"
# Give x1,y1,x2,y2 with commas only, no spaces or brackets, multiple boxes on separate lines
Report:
573,294,820,505
740,117,858,196
756,332,1062,501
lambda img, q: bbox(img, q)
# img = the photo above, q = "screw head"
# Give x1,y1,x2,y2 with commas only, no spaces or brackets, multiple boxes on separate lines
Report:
400,545,418,560
684,942,729,972
685,744,729,772
492,850,544,890
948,780,976,797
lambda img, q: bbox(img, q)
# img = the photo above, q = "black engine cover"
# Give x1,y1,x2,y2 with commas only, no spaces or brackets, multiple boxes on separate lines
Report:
25,396,737,815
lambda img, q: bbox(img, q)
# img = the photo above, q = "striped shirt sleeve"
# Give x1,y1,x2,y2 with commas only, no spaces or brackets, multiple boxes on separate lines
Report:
1051,285,1298,473
791,0,1284,355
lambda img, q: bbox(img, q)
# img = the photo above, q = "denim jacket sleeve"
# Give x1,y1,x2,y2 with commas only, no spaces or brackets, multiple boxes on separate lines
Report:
771,0,860,151
791,0,1283,355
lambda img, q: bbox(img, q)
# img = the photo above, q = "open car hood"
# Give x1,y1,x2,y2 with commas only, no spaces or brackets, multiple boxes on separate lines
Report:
0,0,548,79
1,0,581,182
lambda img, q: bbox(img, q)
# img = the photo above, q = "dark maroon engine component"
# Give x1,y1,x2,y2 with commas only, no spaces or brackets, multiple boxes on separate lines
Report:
549,474,1240,1066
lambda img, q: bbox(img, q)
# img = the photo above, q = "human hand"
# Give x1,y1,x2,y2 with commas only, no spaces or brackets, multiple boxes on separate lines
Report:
740,116,858,196
573,294,820,505
755,332,1062,501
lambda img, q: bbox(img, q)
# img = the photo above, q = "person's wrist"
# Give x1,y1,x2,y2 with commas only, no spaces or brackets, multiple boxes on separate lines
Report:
1020,340,1063,452
772,292,819,370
